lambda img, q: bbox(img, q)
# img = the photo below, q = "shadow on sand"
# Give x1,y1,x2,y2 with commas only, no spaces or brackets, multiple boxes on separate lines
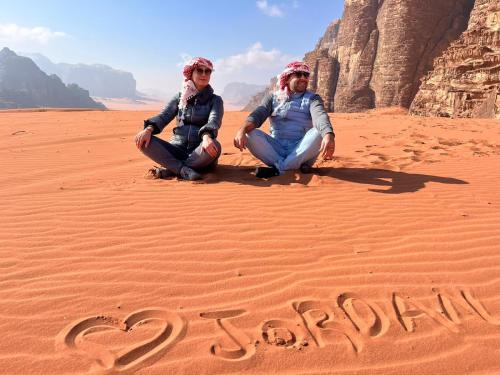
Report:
204,165,468,194
321,167,468,194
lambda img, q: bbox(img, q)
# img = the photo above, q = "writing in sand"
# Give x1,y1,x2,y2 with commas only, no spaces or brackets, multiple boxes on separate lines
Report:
56,288,499,373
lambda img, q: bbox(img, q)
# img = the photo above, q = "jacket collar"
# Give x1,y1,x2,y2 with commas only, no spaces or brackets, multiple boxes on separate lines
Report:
192,84,214,103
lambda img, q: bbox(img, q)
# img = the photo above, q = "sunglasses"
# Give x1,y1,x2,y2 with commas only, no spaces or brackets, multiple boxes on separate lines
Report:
195,67,212,75
293,71,310,79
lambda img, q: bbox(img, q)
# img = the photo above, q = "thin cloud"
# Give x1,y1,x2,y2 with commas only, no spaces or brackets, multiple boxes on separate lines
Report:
177,53,193,66
0,23,67,44
256,0,285,18
215,42,297,74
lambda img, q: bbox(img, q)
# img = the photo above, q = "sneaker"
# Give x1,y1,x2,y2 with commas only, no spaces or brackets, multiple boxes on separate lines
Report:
179,166,202,181
255,166,280,178
144,166,176,179
300,164,314,174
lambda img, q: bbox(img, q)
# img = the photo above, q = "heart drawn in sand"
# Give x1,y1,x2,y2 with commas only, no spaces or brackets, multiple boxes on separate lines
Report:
55,308,186,374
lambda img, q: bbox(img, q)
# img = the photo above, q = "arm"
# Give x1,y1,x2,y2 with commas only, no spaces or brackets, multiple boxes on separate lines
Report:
198,96,224,157
310,95,336,159
245,93,273,128
198,95,224,140
310,95,335,138
143,93,180,134
234,94,273,150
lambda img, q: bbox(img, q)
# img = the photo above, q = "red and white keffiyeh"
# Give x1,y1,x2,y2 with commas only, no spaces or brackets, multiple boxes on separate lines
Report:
275,61,310,103
179,57,214,109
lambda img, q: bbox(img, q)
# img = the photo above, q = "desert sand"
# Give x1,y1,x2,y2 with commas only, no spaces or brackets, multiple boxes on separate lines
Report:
0,109,499,375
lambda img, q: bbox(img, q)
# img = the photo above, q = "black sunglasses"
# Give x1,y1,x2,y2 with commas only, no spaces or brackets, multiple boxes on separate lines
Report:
293,71,310,79
195,67,212,75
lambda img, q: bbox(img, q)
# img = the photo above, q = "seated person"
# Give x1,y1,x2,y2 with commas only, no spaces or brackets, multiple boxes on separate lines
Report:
135,57,223,181
234,61,335,178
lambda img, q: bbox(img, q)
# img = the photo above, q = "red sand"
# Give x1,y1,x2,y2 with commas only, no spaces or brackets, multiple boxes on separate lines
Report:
0,110,499,374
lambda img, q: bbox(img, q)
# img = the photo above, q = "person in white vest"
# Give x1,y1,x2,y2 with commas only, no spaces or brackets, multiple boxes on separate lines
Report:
234,61,335,178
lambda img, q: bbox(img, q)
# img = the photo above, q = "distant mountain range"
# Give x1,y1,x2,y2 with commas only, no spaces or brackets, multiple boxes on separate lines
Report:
0,48,105,109
21,52,139,99
221,82,267,109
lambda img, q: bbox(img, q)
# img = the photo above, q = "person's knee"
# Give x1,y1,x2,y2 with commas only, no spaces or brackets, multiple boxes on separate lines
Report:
308,128,322,143
306,129,323,152
246,129,266,142
246,129,269,151
139,135,159,152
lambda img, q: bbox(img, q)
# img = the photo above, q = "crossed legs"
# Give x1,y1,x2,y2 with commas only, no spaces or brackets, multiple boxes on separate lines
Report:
141,136,221,175
246,128,322,174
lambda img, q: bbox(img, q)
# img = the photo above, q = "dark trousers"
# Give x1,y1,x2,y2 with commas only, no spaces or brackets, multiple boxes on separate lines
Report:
141,136,221,174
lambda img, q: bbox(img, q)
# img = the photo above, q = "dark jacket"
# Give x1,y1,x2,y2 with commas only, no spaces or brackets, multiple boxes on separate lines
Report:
144,85,224,150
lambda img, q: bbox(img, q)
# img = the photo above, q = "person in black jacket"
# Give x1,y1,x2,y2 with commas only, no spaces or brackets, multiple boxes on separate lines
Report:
135,57,223,181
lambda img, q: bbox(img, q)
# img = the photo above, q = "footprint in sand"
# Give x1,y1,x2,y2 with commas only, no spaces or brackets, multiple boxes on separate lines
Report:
55,308,186,374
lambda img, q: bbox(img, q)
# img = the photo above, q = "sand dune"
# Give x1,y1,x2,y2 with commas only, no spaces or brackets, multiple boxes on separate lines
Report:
0,110,499,374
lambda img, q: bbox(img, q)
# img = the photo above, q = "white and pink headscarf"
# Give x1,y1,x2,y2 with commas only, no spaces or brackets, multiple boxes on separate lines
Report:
275,61,311,104
180,57,214,109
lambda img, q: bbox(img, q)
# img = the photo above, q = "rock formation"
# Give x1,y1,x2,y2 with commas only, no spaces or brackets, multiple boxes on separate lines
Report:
410,0,500,118
333,0,474,112
0,48,106,109
246,0,497,118
303,20,341,112
22,53,138,99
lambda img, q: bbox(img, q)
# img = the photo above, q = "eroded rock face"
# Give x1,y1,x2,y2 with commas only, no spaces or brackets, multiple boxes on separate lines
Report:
245,0,499,118
304,20,341,111
410,0,500,118
333,0,474,112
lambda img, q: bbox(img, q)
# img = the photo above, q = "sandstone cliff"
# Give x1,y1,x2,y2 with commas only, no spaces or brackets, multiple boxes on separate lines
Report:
0,48,105,110
410,0,500,118
303,20,341,111
246,0,487,117
330,0,474,112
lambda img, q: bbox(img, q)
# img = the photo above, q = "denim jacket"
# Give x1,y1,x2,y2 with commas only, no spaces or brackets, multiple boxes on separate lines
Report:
144,85,224,150
247,91,334,141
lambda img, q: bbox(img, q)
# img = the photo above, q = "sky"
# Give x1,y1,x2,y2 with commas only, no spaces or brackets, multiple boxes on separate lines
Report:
0,0,344,95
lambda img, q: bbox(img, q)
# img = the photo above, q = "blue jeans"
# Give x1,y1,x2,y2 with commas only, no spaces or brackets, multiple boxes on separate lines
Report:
141,136,221,174
246,128,323,173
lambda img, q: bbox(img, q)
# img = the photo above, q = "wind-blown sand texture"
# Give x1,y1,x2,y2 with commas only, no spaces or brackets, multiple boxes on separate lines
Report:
1,109,499,374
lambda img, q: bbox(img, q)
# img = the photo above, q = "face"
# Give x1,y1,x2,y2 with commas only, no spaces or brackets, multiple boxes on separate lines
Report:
191,65,212,90
287,71,309,93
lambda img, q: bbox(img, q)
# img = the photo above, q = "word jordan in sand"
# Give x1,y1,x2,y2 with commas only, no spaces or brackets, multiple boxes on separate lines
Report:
56,288,499,373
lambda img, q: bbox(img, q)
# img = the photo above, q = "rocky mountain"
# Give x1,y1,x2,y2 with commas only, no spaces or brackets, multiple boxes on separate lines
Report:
221,82,267,109
410,0,500,118
0,48,105,109
22,52,138,99
246,0,498,118
242,77,277,111
331,0,474,113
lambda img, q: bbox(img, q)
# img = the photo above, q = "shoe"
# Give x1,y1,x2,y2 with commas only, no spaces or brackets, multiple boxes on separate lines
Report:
144,166,176,179
255,166,280,178
179,166,202,181
300,164,314,174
